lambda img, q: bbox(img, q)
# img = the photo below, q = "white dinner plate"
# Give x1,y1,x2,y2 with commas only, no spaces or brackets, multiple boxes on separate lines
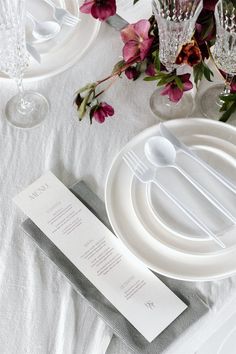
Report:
0,0,100,81
105,118,236,281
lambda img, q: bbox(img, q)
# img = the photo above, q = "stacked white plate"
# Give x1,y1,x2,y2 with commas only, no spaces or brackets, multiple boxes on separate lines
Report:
105,118,236,281
0,0,100,81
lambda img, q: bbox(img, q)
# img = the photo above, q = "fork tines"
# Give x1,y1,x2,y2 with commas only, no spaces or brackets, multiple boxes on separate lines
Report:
123,150,147,174
62,14,79,26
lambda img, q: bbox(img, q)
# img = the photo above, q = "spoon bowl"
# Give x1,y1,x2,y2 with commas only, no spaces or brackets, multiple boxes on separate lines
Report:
27,12,61,43
145,136,176,167
32,20,60,42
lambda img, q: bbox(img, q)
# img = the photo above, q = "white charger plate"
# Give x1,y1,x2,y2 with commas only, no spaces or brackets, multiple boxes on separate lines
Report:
0,0,100,81
105,118,236,281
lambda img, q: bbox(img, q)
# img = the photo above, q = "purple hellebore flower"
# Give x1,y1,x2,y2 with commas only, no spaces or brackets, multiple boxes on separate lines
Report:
125,67,139,80
121,20,154,63
92,102,114,123
231,81,236,93
80,0,116,21
160,74,193,103
145,63,157,76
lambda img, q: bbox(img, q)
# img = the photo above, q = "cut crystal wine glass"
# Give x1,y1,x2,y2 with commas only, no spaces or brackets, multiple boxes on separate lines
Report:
0,0,49,128
150,0,203,120
200,0,236,120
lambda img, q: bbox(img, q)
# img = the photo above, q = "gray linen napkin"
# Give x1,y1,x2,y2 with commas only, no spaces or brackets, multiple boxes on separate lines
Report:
21,181,209,354
106,14,129,31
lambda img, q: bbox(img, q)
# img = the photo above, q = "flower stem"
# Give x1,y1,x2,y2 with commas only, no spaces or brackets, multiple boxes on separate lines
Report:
95,60,138,98
95,76,119,99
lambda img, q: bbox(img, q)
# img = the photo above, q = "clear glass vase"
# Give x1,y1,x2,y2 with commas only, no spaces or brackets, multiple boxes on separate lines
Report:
151,0,203,120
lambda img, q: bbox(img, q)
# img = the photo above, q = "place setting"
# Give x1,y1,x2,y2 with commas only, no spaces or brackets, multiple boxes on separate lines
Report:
0,0,100,82
106,118,236,281
2,0,236,353
0,0,101,128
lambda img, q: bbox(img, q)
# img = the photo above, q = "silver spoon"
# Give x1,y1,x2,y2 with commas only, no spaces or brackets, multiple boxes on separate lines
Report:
27,12,60,43
145,136,236,224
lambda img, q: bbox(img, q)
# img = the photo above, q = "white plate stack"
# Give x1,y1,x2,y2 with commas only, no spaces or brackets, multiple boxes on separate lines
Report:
105,118,236,281
0,0,100,81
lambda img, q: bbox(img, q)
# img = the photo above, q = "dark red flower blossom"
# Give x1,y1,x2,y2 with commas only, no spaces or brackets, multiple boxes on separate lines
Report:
125,67,139,80
80,0,116,21
160,74,193,103
92,102,114,123
203,0,217,11
231,81,236,93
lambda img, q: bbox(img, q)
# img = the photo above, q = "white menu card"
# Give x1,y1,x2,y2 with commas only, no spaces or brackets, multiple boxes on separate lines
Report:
116,0,152,23
14,172,187,342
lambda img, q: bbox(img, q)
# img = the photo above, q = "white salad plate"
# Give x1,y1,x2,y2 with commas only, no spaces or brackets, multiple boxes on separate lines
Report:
105,118,236,281
131,133,236,256
0,0,100,81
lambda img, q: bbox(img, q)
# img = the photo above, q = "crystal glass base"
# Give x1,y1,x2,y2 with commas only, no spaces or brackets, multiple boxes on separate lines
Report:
199,84,227,120
5,91,49,128
150,88,194,121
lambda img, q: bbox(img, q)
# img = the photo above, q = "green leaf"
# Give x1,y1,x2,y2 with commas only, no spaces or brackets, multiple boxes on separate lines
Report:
203,64,214,82
201,19,214,40
153,50,161,72
155,72,173,79
219,93,236,102
133,0,140,4
163,76,175,83
76,83,96,94
78,90,94,119
74,93,83,108
156,79,169,86
220,101,236,122
219,91,236,122
89,104,98,124
193,61,214,87
174,76,184,90
136,61,147,73
144,76,158,81
112,60,125,75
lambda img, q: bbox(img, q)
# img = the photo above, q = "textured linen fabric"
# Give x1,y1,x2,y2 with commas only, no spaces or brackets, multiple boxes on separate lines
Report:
0,22,236,354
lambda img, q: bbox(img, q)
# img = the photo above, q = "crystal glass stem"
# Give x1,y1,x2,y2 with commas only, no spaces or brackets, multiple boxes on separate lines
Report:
223,74,234,96
15,76,35,115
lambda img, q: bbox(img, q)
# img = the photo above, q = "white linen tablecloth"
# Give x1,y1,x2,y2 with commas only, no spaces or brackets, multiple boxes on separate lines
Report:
0,23,236,354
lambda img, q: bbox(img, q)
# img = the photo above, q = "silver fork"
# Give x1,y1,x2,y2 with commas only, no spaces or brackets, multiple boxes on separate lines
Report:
123,150,226,249
43,0,80,26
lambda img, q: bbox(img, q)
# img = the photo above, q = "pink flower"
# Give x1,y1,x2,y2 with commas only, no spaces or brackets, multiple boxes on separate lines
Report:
145,63,156,76
121,20,154,63
92,102,114,123
80,0,116,21
231,81,236,93
160,74,193,103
